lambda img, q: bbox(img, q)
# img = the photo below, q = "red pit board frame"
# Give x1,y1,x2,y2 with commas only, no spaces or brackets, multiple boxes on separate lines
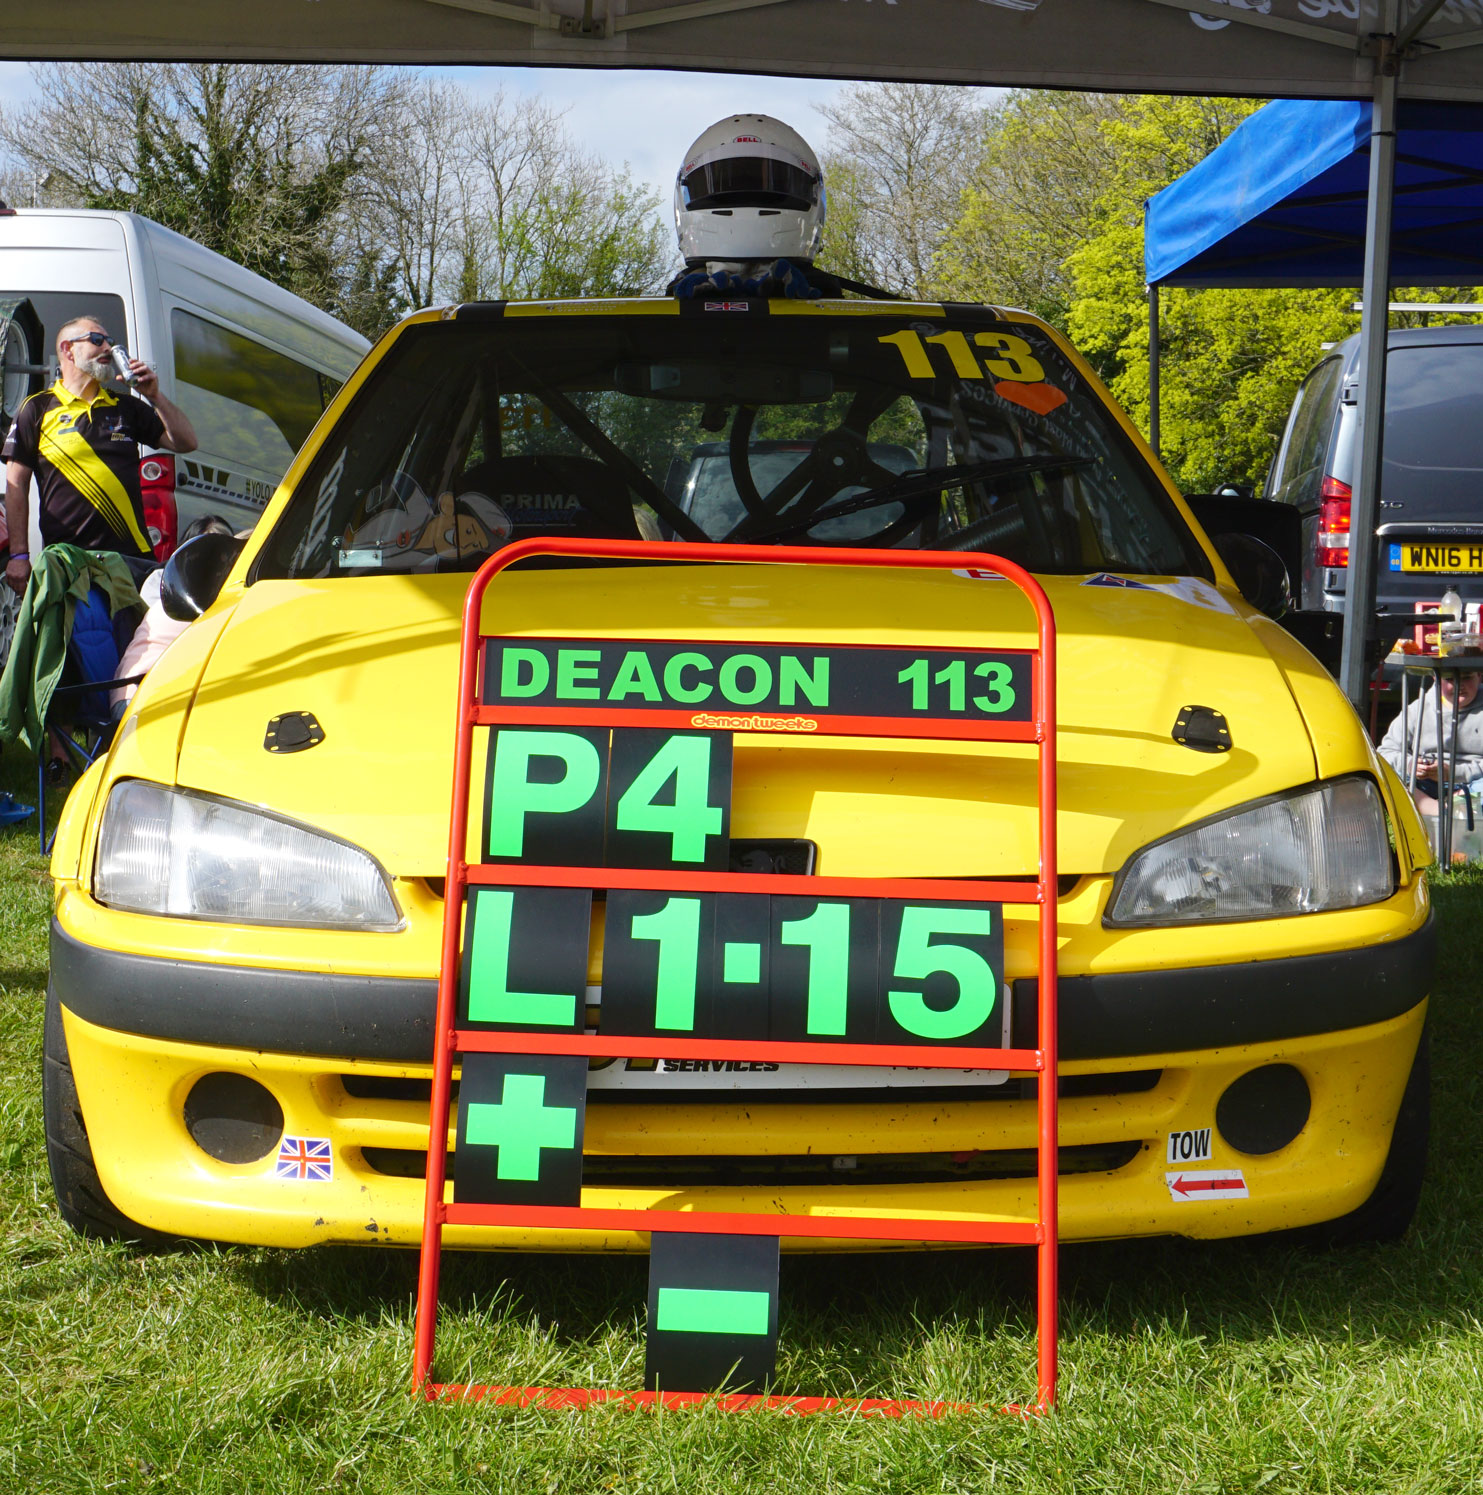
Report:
414,536,1060,1413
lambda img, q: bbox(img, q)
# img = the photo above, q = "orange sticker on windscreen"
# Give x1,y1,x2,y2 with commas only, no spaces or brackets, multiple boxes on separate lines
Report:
994,381,1068,416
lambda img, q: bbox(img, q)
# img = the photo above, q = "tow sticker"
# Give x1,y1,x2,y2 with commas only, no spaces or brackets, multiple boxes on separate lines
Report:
1165,1169,1248,1201
1166,1127,1213,1164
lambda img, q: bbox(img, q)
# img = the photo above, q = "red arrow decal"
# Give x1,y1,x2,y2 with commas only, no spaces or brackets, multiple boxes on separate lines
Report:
1171,1174,1243,1195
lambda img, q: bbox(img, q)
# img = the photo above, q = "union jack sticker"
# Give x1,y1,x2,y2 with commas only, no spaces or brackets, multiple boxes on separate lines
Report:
275,1135,333,1182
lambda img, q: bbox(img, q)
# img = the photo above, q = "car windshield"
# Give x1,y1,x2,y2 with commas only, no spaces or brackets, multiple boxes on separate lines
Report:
1380,343,1483,520
678,440,920,541
254,307,1210,580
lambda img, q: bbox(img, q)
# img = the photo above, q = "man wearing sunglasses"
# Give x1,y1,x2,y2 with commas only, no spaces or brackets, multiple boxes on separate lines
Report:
2,316,197,594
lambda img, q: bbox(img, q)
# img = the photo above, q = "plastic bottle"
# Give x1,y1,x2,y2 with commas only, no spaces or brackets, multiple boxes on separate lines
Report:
1441,587,1464,653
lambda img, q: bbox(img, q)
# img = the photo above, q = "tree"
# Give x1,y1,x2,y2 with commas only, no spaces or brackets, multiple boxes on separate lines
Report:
812,156,879,289
462,96,669,301
0,63,671,340
1061,95,1362,492
355,76,478,313
815,82,991,298
0,63,403,319
943,92,1370,493
935,90,1120,322
359,84,670,309
329,249,410,346
490,164,670,300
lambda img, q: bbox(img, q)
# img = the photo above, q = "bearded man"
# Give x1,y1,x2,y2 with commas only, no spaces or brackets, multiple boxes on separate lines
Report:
2,316,197,594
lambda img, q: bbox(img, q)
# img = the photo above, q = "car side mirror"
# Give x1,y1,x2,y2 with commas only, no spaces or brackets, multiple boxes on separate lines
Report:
160,532,246,621
1213,532,1292,620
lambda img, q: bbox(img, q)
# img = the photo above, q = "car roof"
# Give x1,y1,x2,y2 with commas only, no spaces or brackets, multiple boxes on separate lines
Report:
440,296,1032,322
1329,321,1483,371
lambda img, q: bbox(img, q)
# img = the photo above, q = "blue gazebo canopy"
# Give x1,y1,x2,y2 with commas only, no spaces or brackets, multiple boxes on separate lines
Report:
1145,99,1483,290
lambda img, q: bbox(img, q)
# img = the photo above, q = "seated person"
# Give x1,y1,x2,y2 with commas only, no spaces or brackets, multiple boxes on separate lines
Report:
109,515,235,716
1378,668,1483,814
338,456,647,575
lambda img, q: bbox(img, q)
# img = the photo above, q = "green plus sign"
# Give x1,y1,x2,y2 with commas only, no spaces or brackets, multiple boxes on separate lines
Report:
465,1073,578,1181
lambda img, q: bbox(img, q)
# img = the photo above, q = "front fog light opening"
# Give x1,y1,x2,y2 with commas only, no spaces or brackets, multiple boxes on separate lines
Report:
1215,1064,1312,1156
184,1073,285,1164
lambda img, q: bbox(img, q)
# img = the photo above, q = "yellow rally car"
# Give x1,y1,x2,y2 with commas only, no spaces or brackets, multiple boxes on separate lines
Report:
44,296,1434,1251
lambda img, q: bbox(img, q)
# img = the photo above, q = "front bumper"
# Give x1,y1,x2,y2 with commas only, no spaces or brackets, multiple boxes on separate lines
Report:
53,912,1433,1251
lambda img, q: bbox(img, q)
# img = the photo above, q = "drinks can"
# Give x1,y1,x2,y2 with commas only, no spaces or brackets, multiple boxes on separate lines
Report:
108,345,137,384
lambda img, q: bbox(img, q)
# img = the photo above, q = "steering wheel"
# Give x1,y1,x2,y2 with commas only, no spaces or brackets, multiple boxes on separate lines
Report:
935,507,1032,556
724,390,905,543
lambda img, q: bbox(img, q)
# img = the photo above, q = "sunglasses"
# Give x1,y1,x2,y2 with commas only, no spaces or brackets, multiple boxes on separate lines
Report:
66,331,114,348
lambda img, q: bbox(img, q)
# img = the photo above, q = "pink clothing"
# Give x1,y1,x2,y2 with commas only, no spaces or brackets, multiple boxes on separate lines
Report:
110,569,187,710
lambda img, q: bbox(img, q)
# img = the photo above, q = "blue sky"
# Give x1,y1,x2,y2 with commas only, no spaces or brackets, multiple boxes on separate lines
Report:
0,61,849,206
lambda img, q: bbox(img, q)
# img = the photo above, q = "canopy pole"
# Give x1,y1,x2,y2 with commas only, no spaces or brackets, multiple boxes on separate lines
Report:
1148,284,1161,461
1339,15,1400,714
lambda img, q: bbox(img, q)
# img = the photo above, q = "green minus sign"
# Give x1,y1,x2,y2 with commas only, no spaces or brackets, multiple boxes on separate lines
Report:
655,1286,772,1336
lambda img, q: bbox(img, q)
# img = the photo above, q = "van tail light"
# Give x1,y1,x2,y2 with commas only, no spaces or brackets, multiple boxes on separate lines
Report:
140,454,178,561
1316,475,1352,568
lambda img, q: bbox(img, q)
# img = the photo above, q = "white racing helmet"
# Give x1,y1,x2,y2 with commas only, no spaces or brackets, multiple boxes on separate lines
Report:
675,115,825,266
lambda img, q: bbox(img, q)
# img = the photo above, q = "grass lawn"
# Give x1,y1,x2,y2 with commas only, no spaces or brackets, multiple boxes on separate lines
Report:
2,747,1480,1494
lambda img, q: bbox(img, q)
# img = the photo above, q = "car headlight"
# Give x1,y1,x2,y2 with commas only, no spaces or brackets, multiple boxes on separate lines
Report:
1106,775,1394,928
94,780,403,931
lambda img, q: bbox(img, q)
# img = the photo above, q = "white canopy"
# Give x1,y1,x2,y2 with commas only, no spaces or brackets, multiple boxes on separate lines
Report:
6,0,1481,709
1,0,1480,101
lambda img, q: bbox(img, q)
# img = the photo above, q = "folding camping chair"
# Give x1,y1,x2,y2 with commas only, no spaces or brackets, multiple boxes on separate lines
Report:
37,584,145,855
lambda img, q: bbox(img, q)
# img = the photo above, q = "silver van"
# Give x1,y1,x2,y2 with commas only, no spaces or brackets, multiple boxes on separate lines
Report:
0,208,369,555
1264,324,1483,625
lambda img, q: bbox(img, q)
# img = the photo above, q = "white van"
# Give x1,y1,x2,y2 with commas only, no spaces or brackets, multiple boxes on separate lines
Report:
0,208,370,552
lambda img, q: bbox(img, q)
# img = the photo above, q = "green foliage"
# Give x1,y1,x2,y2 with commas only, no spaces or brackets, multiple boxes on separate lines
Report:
813,157,878,289
329,250,411,345
943,92,1483,495
3,735,1483,1490
0,64,673,345
1059,95,1351,493
1,64,395,323
88,82,353,307
486,168,670,302
1110,286,1358,493
935,91,1120,325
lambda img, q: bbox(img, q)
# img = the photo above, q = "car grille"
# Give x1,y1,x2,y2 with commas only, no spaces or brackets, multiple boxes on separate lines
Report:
359,1141,1142,1186
338,1069,1160,1105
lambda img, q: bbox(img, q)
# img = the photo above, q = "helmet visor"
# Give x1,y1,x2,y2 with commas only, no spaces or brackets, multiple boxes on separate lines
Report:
681,157,817,213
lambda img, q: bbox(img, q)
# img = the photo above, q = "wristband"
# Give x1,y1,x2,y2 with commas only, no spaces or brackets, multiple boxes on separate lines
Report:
7,551,28,563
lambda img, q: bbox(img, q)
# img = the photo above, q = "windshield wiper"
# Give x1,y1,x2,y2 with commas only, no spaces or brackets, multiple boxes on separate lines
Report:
748,454,1094,543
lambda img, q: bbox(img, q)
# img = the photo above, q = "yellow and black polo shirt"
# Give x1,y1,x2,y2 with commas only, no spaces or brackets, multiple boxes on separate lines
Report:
1,379,165,557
